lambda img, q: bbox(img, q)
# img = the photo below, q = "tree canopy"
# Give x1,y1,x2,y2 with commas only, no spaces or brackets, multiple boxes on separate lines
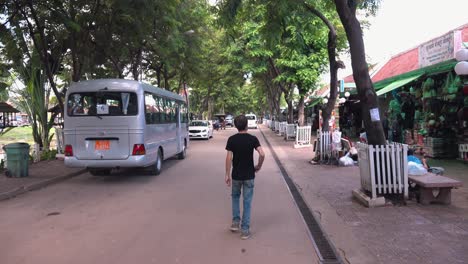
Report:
1,0,383,138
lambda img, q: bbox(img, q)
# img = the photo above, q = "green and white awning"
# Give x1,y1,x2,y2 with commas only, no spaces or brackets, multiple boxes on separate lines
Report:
376,74,423,96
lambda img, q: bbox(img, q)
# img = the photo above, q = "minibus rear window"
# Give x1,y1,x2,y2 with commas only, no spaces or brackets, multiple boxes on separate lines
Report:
246,115,256,120
67,92,138,116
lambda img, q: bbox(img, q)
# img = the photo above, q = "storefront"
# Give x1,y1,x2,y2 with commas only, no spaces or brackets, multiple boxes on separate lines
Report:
338,24,468,158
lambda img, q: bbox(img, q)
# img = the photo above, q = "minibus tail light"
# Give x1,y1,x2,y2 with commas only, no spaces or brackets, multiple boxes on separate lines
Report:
65,145,73,156
132,144,146,155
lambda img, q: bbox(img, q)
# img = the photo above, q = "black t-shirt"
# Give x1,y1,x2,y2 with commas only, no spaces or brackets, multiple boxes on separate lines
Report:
225,133,261,181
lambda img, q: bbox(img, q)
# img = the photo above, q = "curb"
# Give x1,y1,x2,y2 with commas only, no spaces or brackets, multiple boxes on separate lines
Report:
0,169,87,202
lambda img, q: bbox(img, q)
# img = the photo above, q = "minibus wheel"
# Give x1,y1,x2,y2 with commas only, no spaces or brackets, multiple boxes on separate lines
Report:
177,144,186,160
150,149,162,175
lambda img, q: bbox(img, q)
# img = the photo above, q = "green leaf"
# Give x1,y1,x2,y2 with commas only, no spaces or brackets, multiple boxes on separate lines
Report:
0,82,8,91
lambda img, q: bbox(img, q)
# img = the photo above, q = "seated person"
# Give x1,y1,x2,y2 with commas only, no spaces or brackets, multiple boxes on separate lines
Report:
408,148,428,169
407,148,444,175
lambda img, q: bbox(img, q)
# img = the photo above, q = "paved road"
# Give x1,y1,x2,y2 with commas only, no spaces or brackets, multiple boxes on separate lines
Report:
0,128,319,264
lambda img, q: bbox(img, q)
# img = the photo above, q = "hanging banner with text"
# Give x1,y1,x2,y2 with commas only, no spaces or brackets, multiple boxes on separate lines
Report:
419,30,462,68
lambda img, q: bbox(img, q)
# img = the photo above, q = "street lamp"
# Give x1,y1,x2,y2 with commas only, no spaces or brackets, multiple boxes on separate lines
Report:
455,47,468,75
455,47,468,97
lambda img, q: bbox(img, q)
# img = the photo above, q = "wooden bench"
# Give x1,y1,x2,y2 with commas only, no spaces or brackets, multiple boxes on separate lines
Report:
408,174,463,205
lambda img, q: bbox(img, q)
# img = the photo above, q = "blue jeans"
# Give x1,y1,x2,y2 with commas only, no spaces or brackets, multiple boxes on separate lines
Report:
232,179,255,231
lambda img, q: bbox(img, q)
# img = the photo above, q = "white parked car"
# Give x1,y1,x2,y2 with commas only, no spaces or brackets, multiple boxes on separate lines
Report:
245,114,258,129
189,120,213,140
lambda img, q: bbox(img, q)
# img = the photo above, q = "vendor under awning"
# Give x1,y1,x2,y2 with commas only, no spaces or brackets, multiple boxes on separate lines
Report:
373,60,458,96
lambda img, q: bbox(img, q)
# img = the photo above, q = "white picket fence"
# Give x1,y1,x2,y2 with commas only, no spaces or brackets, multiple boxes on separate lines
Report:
285,124,296,141
274,121,280,133
357,142,408,199
278,122,287,136
314,130,344,162
459,144,468,160
294,126,312,148
316,130,332,161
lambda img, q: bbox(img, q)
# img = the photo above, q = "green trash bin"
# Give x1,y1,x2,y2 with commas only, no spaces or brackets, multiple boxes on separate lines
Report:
3,143,30,177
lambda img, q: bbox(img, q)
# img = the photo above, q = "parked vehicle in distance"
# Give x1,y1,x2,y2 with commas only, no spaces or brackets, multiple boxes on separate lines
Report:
225,115,233,127
63,79,189,176
245,114,257,129
189,120,213,139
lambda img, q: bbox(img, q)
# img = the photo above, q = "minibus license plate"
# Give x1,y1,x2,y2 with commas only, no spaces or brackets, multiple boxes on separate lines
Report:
95,140,110,150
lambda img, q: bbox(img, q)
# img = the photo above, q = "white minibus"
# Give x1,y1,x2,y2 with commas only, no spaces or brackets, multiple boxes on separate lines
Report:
64,79,189,176
245,114,257,129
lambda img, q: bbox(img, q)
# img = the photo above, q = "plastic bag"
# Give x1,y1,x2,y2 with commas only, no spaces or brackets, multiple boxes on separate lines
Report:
408,161,427,175
339,154,354,166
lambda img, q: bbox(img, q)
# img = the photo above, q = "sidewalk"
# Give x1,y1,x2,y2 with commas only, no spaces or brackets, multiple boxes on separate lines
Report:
259,125,468,264
0,159,86,201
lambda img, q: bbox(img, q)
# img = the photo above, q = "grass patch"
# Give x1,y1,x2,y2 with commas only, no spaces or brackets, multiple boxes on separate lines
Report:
0,126,35,146
0,127,57,148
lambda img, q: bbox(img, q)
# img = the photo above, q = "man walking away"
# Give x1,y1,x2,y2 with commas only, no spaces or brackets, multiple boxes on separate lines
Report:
225,115,265,239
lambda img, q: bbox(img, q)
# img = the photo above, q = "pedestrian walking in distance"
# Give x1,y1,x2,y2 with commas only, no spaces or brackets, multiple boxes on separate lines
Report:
225,115,265,240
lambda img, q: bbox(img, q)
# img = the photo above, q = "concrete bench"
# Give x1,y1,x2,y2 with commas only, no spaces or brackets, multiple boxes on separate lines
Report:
408,174,463,205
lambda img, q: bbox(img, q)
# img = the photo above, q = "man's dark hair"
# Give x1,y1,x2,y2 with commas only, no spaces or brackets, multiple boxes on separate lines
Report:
234,115,248,131
407,148,414,156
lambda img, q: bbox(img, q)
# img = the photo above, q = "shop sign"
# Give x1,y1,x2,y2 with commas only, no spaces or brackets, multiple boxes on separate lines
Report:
419,30,462,68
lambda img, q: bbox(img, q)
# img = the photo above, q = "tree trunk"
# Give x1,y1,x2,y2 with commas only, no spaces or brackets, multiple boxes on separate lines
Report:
297,94,305,126
275,89,282,121
163,65,170,90
304,3,340,132
333,0,386,145
286,95,293,123
265,83,275,117
207,98,214,120
286,84,295,123
156,63,163,87
264,70,281,120
322,30,339,132
71,47,80,82
108,56,124,78
69,0,83,82
132,48,142,81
